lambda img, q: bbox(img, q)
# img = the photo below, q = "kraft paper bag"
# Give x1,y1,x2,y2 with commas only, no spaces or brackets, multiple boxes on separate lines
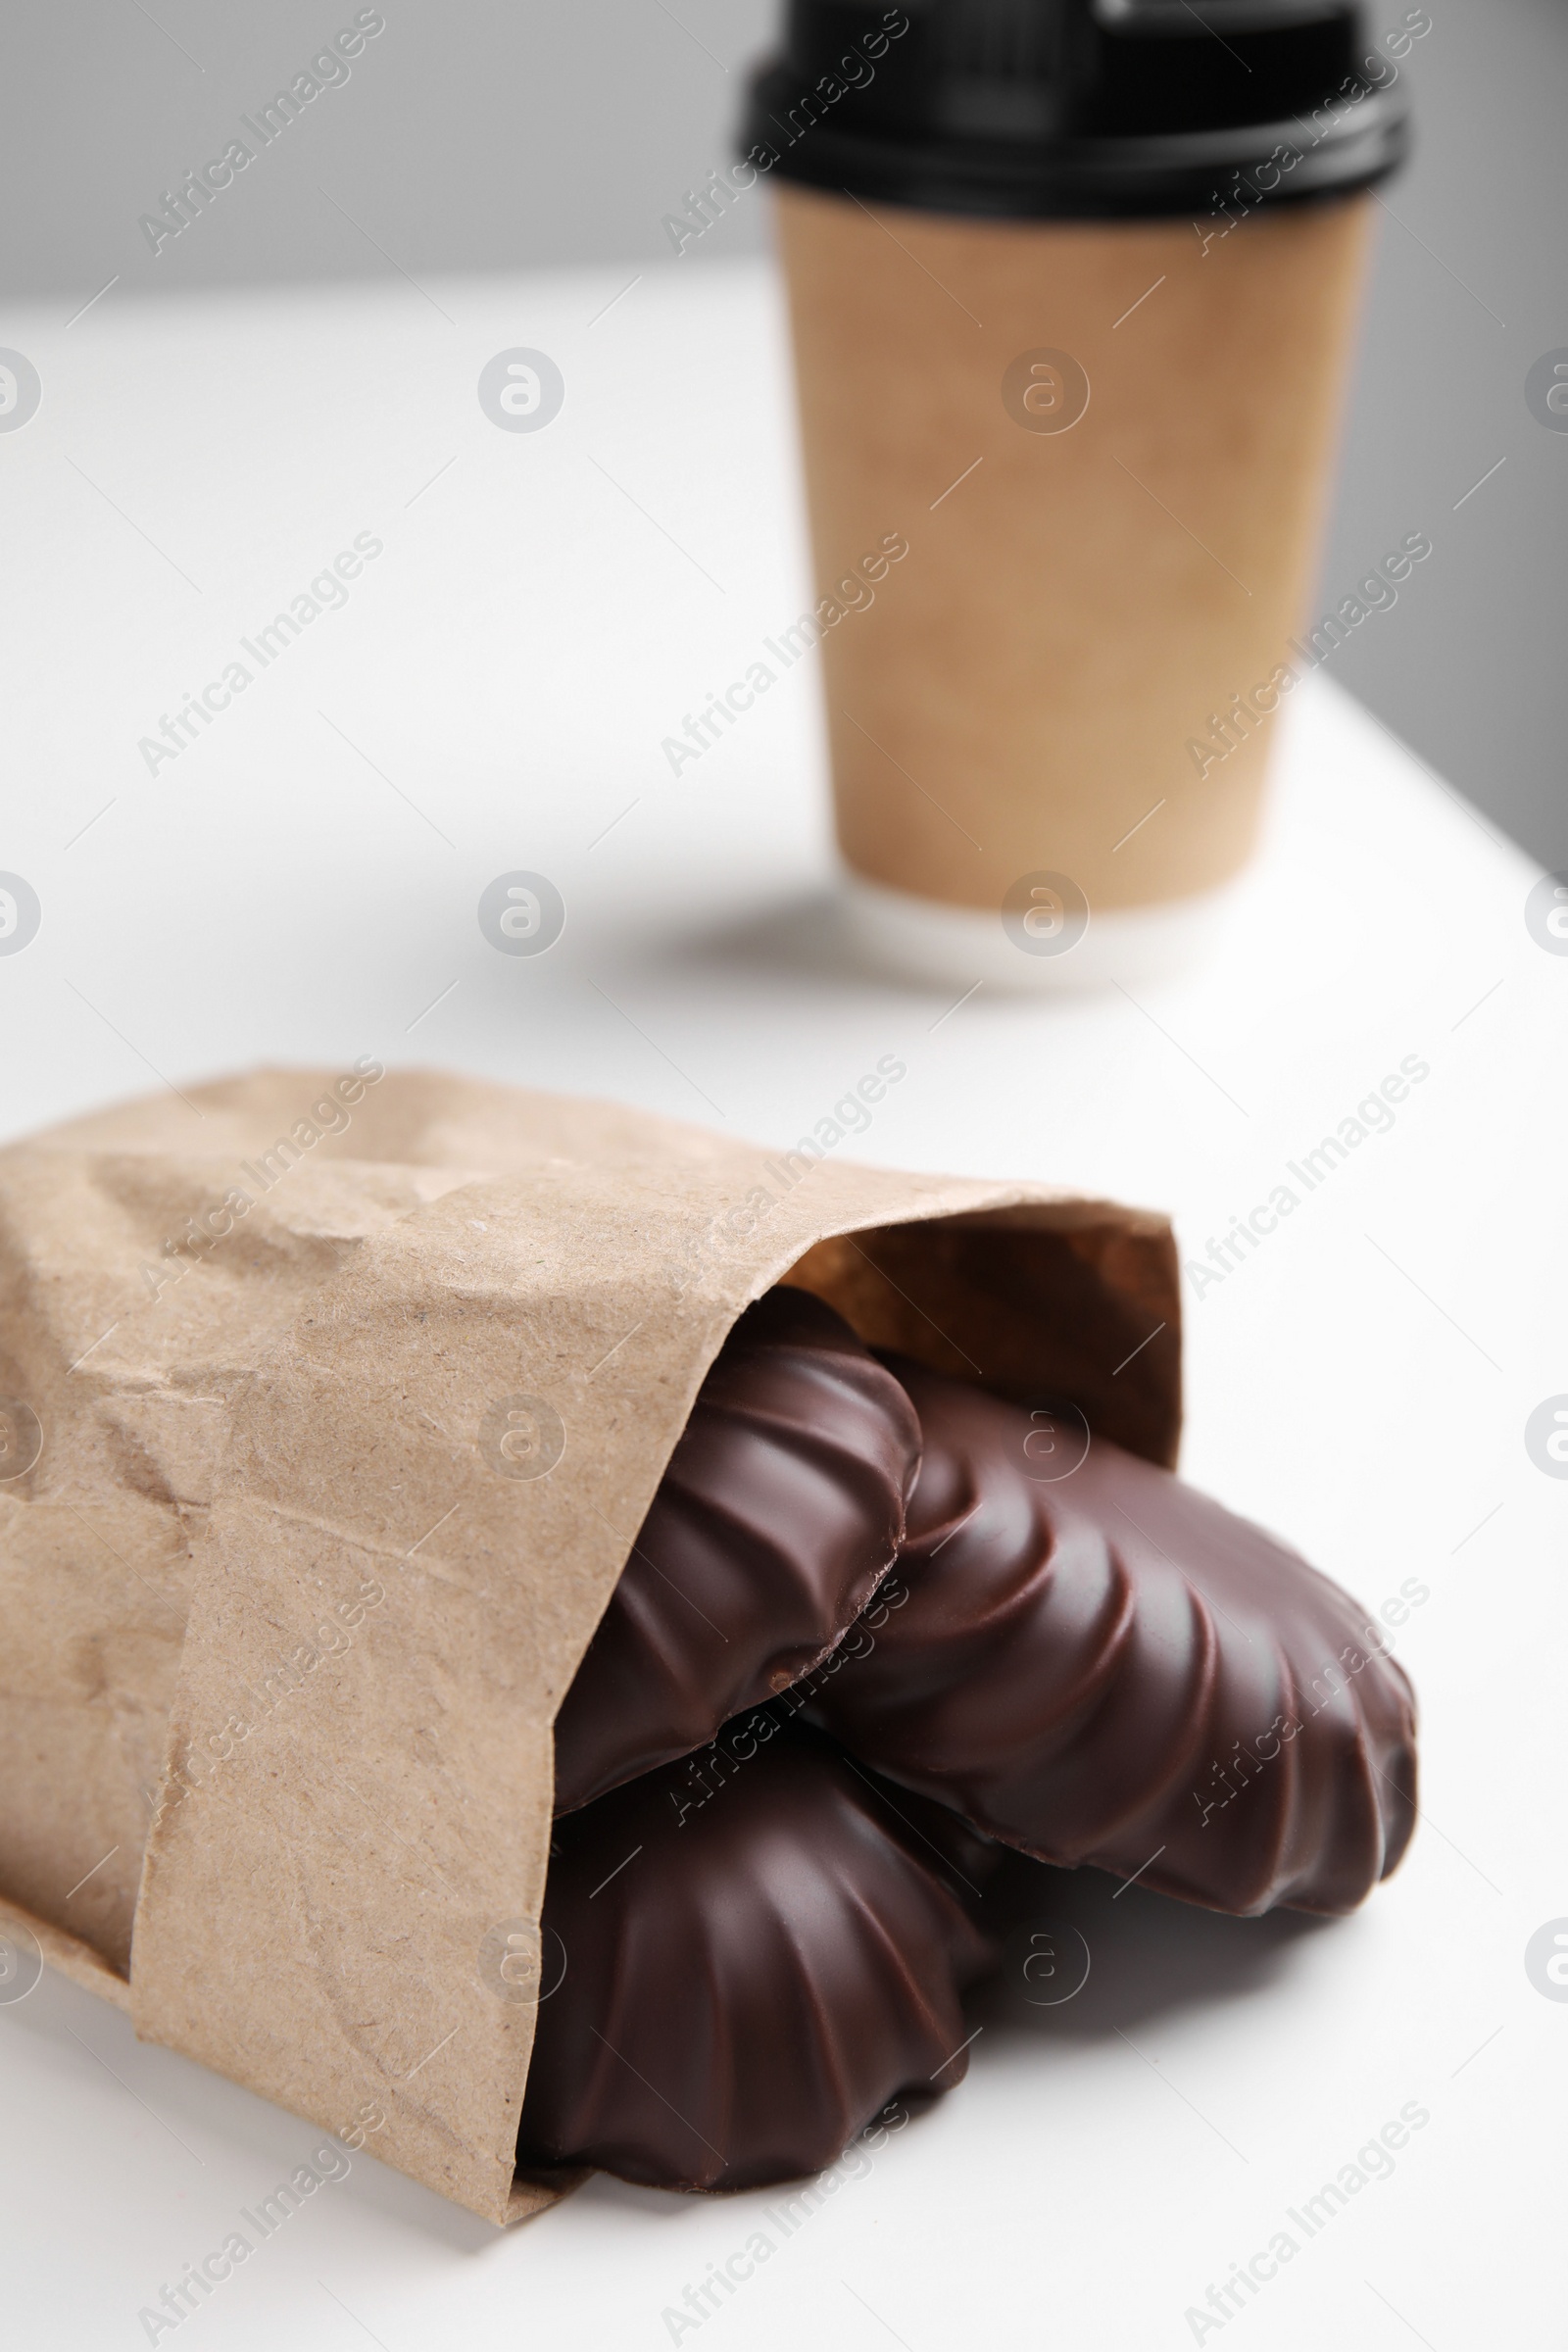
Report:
0,1066,1180,2222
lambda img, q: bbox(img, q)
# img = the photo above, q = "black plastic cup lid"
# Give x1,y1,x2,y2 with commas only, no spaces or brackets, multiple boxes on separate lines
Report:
740,0,1409,220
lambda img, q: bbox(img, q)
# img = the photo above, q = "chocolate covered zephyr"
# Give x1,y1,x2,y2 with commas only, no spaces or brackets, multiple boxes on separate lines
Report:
553,1289,922,1816
808,1361,1418,1918
518,1723,1000,2190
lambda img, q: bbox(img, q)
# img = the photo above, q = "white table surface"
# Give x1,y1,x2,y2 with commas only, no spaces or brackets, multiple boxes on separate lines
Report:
0,255,1560,2349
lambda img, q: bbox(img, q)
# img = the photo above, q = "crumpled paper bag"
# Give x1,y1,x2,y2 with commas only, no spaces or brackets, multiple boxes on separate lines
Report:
0,1066,1180,2222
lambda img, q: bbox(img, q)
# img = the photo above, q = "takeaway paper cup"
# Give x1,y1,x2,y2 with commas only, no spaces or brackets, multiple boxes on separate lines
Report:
744,0,1411,987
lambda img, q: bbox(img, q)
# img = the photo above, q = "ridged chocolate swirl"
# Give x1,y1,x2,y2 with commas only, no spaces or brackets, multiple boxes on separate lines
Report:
553,1289,922,1816
808,1361,1419,1917
518,1723,1001,2190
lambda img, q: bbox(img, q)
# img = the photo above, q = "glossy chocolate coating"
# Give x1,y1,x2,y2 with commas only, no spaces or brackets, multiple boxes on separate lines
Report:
553,1288,922,1816
517,1722,1000,2190
808,1363,1418,1918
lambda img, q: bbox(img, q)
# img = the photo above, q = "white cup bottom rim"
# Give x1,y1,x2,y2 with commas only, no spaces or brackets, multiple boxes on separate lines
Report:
840,870,1242,993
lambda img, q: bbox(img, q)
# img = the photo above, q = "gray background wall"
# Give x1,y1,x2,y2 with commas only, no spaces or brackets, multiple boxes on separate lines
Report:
2,0,1562,863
